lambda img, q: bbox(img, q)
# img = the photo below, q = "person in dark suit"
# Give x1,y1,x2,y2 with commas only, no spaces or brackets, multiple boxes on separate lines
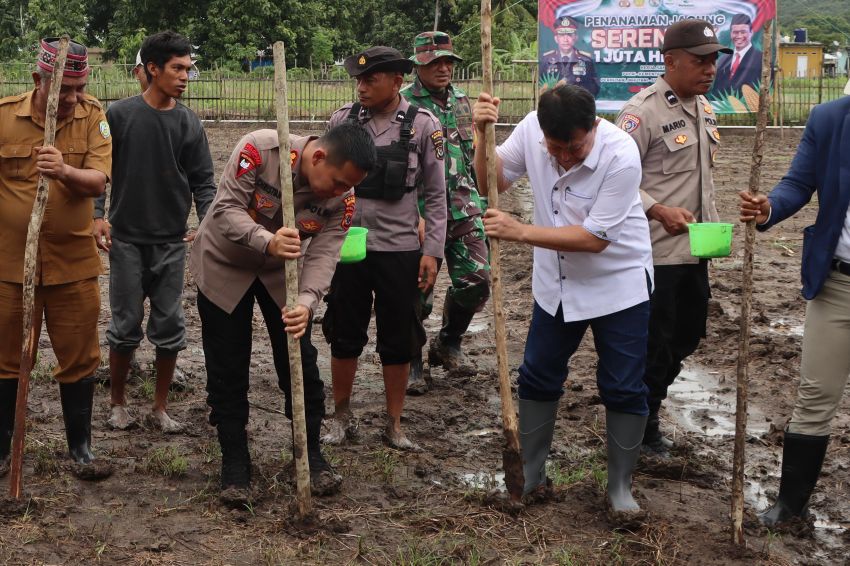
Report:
712,14,762,96
739,95,850,527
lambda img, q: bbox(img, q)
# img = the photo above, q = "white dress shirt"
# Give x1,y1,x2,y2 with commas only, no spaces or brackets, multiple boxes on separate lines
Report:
497,114,654,322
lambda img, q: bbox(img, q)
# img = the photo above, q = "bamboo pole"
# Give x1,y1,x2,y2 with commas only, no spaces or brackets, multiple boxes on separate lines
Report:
732,19,774,546
480,0,524,503
8,36,70,499
273,41,312,518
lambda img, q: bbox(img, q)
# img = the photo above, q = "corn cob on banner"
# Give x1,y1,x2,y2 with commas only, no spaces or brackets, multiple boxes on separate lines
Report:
538,0,776,113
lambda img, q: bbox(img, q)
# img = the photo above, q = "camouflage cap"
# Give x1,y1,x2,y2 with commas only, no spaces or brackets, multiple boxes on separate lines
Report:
344,46,414,77
411,31,462,65
661,19,733,55
554,16,578,35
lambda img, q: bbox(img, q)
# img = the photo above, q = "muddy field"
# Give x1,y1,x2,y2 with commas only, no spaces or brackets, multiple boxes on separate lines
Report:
1,124,848,565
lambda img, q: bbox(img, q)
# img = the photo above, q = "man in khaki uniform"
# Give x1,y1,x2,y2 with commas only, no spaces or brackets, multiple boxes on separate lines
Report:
190,123,376,505
322,46,447,450
0,38,112,479
617,20,730,455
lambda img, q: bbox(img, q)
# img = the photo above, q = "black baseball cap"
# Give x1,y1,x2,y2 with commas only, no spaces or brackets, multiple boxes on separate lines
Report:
344,46,414,77
661,19,733,55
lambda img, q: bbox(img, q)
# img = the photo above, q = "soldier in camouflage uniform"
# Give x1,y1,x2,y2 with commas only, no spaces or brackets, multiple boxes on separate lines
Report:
401,31,491,393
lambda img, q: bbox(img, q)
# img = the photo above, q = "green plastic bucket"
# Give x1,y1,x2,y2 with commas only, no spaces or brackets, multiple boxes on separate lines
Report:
688,222,733,258
339,227,368,263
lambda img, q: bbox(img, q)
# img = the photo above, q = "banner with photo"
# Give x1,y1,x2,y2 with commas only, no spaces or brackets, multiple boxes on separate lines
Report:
538,0,776,113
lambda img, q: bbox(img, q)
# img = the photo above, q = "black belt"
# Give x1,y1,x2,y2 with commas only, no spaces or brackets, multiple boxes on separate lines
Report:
832,259,850,276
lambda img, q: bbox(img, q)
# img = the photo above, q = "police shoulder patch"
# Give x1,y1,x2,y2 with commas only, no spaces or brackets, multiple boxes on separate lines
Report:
619,113,641,134
664,90,679,105
341,194,356,230
290,149,298,167
236,143,262,179
430,130,444,160
99,120,111,139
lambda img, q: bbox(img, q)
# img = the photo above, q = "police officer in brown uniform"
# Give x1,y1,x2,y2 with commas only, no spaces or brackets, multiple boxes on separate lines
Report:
617,20,731,455
190,123,376,504
322,47,448,450
0,38,112,479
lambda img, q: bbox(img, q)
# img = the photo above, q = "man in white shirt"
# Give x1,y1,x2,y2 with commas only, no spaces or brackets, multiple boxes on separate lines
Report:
472,84,654,522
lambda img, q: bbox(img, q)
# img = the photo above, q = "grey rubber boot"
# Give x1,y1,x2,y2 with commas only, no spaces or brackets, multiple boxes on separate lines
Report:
518,398,558,495
607,410,648,513
759,431,829,527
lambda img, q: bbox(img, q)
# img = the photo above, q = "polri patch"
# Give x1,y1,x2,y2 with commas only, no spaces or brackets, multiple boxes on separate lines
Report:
99,121,111,139
236,143,262,178
712,129,720,141
254,191,276,210
674,134,688,145
430,130,444,159
298,219,322,233
341,194,356,230
290,149,298,167
664,90,678,105
619,113,641,134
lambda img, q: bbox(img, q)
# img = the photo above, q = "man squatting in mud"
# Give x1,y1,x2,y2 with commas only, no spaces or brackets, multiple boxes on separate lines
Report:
617,19,729,456
322,46,447,451
0,38,113,480
190,122,377,504
473,83,655,522
401,31,491,393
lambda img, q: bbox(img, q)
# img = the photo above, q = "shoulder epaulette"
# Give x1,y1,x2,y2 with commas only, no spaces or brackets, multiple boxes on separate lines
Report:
0,92,29,106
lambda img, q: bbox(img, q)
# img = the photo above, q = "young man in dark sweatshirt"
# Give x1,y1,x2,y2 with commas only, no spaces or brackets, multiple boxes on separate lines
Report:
92,31,216,433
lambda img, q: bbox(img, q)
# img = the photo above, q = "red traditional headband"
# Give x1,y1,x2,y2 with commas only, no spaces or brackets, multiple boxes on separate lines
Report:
37,38,89,78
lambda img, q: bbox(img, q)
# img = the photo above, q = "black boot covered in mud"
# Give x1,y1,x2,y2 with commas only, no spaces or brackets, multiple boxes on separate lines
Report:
0,379,17,477
607,410,648,528
518,398,558,500
59,377,112,480
406,351,431,396
429,290,476,374
305,414,342,496
759,431,829,528
641,410,673,457
218,422,252,508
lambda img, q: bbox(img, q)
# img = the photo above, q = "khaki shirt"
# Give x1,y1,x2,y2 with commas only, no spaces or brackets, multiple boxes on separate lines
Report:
190,131,352,315
328,97,447,258
617,76,720,265
0,90,112,285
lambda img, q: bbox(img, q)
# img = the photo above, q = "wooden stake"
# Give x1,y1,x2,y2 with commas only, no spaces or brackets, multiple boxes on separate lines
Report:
480,0,524,502
8,36,70,499
732,19,774,546
273,41,312,518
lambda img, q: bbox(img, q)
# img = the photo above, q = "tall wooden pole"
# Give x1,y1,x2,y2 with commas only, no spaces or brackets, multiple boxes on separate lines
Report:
9,37,69,499
480,0,524,502
732,19,774,546
273,41,312,518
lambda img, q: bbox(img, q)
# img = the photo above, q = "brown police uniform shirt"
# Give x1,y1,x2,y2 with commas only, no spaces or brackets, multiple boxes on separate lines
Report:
190,131,353,315
328,97,447,258
0,90,112,285
617,76,721,265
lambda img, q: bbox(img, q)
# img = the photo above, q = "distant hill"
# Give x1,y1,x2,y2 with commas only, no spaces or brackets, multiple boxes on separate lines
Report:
778,0,850,46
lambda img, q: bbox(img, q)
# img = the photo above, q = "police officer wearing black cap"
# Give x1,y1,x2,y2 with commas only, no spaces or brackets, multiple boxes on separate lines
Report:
543,16,600,96
322,47,447,451
616,20,731,456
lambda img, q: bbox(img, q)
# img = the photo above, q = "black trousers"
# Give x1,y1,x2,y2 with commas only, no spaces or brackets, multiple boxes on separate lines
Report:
644,261,710,415
198,280,325,428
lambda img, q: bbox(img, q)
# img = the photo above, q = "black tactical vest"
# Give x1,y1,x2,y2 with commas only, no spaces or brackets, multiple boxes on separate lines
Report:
347,102,419,201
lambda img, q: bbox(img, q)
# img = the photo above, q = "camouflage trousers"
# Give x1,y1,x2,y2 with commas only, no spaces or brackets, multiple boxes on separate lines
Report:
419,216,491,319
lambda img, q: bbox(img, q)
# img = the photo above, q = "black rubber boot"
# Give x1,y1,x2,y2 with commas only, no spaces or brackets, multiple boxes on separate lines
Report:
59,377,96,465
0,379,18,477
406,351,431,395
641,409,673,457
305,413,342,496
518,398,558,496
607,410,647,517
217,421,252,507
60,377,112,480
759,431,829,527
429,290,477,372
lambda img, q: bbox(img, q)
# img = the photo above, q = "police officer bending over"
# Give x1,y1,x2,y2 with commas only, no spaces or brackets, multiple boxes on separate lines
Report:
322,47,448,451
190,123,376,506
